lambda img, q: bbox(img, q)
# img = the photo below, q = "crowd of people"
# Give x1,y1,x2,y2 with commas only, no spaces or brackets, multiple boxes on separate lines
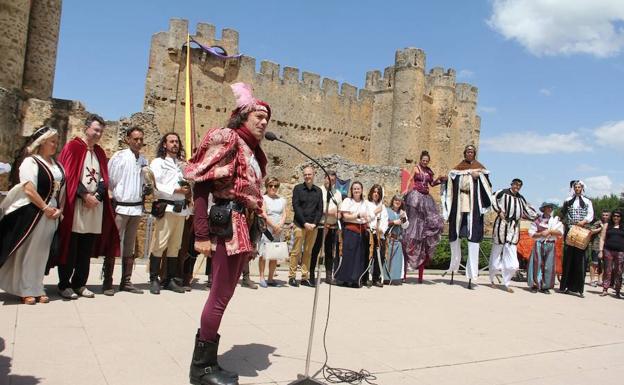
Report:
0,83,622,385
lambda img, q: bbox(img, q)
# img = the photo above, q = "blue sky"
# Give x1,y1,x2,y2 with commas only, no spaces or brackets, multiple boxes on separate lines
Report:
54,0,624,205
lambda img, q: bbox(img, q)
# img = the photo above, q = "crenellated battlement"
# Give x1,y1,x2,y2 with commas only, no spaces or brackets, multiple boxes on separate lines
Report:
163,19,239,57
394,47,426,70
456,83,478,103
236,58,370,102
427,67,456,89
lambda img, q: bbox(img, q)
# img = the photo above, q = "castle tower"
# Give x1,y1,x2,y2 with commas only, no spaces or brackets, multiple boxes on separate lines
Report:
0,0,31,91
366,67,394,164
427,67,456,174
22,0,63,99
388,48,426,167
450,83,479,161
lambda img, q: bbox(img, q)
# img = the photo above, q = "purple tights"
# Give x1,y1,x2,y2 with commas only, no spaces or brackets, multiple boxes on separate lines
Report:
199,241,247,342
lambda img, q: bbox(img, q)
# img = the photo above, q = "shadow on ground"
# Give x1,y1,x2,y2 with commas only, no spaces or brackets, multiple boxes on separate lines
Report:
220,343,276,377
0,337,41,384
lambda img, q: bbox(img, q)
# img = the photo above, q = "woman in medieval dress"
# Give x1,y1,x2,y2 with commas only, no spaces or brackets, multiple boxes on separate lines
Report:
403,150,446,283
383,195,409,284
0,126,65,304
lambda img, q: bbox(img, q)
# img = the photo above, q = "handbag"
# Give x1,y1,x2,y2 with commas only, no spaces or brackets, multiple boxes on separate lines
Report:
209,203,233,239
263,241,289,261
150,200,167,219
249,214,267,245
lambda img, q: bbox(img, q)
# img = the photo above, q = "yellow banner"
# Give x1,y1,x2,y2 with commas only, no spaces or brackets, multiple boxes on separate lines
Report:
184,33,193,160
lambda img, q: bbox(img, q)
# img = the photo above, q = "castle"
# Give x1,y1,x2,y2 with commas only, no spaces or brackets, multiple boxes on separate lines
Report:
0,3,481,196
145,19,481,184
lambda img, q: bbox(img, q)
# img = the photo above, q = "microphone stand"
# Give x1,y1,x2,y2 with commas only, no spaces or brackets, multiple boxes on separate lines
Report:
268,135,338,385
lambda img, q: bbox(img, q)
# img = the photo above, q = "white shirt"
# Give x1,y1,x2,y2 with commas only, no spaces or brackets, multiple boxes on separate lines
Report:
339,198,374,225
150,156,190,216
367,200,388,235
529,215,564,242
320,186,342,225
108,149,147,216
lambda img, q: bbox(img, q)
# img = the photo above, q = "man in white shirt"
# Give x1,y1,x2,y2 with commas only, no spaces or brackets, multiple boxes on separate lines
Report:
103,126,147,295
149,133,191,294
310,170,342,284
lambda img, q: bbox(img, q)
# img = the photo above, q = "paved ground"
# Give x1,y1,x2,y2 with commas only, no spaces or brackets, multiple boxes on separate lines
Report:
2,261,624,385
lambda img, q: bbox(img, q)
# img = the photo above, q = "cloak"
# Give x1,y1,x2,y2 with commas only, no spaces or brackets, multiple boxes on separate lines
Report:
53,137,119,266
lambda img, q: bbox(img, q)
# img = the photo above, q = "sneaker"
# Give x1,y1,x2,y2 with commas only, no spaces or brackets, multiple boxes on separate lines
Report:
300,279,315,287
288,278,299,287
267,280,278,287
591,281,598,287
59,288,78,299
259,279,268,288
76,286,95,298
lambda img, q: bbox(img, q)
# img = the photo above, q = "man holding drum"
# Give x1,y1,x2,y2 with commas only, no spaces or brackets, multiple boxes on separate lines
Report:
560,180,594,298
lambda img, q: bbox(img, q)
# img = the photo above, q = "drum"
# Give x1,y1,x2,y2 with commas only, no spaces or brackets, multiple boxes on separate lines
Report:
565,225,591,250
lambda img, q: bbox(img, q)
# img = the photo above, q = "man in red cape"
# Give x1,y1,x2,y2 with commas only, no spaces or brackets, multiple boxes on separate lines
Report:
53,114,119,299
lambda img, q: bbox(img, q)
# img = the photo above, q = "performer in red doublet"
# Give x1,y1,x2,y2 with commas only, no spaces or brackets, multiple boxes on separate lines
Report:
184,83,269,385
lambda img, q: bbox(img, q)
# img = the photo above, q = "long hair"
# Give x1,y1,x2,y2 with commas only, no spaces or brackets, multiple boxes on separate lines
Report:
156,132,184,159
607,209,623,230
389,194,404,212
367,184,383,203
226,110,250,129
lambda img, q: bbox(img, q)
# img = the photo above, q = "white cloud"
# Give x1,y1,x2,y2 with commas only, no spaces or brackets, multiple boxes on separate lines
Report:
457,69,475,79
539,88,553,96
593,120,624,148
583,175,623,197
487,0,624,57
478,106,497,113
481,131,591,154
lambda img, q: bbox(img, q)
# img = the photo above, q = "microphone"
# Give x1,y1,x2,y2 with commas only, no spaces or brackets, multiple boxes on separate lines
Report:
264,131,278,141
266,130,339,385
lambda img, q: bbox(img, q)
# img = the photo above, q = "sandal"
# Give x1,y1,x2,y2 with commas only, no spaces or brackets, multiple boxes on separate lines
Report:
38,295,50,303
21,296,36,305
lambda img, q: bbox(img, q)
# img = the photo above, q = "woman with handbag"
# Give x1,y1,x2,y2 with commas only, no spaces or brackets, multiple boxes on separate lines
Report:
0,126,65,304
258,177,287,287
184,83,270,385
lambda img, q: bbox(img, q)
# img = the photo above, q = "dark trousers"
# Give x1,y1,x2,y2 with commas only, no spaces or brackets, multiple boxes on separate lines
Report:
310,226,339,281
362,233,385,283
58,232,97,290
560,245,587,294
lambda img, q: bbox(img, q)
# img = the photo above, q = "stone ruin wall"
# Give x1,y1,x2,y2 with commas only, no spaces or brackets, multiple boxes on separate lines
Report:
143,19,482,194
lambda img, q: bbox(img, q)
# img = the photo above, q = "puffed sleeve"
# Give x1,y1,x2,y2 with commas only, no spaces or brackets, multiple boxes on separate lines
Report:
19,157,39,187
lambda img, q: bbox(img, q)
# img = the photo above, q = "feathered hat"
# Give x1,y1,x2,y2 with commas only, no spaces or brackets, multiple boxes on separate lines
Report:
230,82,271,120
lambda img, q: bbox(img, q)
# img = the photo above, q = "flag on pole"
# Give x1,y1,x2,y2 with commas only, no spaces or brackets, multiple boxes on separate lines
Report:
184,33,194,160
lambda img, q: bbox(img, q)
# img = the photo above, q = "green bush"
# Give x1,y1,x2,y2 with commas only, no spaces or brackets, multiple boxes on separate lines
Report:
429,235,491,270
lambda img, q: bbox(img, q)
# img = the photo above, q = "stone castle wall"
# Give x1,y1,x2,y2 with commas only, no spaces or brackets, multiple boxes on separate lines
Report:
142,19,482,186
0,0,62,99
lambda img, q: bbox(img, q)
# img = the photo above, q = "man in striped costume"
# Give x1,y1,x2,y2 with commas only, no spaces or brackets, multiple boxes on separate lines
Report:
489,178,539,292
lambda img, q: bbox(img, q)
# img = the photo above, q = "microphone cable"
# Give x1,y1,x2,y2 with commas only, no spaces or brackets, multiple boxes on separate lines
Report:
319,227,378,385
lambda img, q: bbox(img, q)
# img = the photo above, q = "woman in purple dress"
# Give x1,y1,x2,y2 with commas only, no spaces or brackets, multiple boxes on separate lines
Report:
403,151,446,283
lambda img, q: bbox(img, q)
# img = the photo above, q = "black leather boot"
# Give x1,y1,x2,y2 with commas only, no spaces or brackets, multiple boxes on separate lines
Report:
164,257,185,293
102,256,116,296
120,256,143,294
149,255,161,294
190,331,238,385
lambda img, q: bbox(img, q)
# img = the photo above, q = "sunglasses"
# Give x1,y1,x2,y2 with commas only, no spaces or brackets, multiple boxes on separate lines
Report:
268,184,279,188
